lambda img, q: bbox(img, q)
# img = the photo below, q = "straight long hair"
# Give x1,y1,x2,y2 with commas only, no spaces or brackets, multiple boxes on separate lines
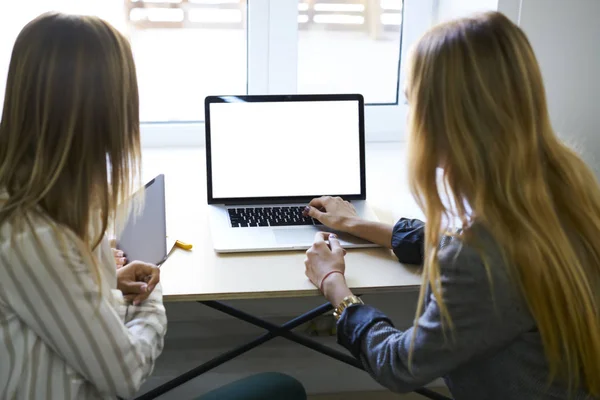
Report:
406,11,600,395
0,13,141,279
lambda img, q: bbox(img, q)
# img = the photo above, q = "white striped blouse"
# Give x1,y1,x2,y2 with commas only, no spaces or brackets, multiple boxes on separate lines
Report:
0,212,167,399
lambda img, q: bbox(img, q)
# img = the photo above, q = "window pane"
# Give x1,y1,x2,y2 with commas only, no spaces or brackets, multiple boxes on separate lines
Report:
297,0,403,104
0,0,247,122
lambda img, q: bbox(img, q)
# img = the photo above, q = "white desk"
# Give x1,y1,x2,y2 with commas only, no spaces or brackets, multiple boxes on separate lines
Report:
136,142,449,400
141,142,424,301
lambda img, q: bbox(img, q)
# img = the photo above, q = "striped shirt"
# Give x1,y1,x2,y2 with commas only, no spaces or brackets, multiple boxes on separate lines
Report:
0,210,167,399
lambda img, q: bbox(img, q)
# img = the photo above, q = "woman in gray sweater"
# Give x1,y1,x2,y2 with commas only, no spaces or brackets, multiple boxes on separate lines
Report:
302,11,599,400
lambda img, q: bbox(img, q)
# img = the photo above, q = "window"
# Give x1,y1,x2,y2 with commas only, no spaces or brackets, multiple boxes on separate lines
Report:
0,0,434,145
128,0,247,122
0,0,247,123
297,0,403,104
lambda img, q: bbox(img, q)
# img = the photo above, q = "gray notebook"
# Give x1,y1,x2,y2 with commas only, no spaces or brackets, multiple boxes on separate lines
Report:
117,174,167,266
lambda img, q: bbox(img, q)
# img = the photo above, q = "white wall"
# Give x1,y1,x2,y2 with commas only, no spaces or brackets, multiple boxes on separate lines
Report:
502,0,600,176
437,0,600,176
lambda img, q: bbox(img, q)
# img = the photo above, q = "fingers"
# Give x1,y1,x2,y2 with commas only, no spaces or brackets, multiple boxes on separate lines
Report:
308,196,330,209
117,261,160,306
314,231,329,242
120,281,149,294
313,231,346,251
131,261,160,291
126,260,160,291
121,274,157,306
306,196,335,215
145,267,160,291
304,205,324,220
128,260,156,274
328,233,345,256
305,196,347,222
112,248,127,268
308,195,346,209
121,280,153,306
313,231,331,247
310,232,346,255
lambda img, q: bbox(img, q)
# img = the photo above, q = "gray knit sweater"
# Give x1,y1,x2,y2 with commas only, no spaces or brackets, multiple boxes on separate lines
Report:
336,219,595,399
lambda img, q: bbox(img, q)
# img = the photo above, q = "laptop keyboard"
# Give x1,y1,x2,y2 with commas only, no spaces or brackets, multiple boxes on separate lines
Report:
228,206,323,228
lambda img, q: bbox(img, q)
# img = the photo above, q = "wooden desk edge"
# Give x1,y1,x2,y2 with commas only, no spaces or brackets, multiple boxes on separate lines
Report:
163,284,421,303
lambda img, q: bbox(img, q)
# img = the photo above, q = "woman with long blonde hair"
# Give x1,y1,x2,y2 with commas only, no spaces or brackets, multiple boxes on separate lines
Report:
302,11,599,399
0,13,167,399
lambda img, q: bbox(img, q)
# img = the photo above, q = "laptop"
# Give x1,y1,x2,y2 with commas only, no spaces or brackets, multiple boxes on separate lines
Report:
117,174,168,265
205,94,380,253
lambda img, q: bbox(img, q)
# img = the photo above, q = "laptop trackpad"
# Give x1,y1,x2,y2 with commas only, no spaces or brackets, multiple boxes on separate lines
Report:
274,228,325,245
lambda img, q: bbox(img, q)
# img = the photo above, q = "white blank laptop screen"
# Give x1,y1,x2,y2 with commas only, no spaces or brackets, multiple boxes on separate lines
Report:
209,100,362,199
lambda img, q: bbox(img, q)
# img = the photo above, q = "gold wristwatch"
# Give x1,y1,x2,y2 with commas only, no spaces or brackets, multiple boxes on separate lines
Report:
333,295,364,321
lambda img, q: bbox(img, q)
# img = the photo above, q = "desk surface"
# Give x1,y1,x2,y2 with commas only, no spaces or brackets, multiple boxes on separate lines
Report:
141,142,425,302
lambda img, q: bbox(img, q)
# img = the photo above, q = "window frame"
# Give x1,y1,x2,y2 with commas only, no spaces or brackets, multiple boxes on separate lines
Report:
140,0,436,147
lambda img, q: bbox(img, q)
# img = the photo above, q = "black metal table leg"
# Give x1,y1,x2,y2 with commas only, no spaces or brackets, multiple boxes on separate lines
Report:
134,302,334,400
201,300,362,368
135,301,452,400
200,301,452,400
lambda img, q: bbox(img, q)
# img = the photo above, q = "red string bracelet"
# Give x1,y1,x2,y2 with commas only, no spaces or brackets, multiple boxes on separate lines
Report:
319,270,345,293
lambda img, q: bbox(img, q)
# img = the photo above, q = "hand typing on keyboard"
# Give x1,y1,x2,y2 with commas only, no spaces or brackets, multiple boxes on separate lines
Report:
302,196,359,232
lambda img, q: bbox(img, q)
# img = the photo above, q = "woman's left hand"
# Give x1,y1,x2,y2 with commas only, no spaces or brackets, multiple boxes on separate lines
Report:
305,232,352,304
117,261,160,306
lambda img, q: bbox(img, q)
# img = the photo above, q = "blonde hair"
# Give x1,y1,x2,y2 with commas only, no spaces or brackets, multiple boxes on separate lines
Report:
0,13,141,275
406,11,600,395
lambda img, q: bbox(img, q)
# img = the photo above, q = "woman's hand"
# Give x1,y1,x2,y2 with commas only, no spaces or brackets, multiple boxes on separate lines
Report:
305,232,353,305
112,248,127,269
303,196,361,233
117,261,160,306
305,196,395,249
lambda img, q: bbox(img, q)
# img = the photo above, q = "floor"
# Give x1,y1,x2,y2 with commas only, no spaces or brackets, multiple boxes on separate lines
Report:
310,391,452,399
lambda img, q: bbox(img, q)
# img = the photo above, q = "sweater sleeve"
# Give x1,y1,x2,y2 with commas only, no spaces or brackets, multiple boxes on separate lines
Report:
391,219,458,265
391,218,426,265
